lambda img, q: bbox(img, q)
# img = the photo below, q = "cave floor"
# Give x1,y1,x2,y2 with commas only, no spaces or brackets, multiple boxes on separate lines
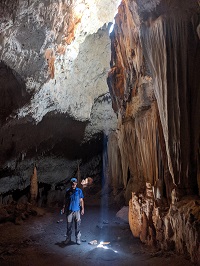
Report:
0,194,194,266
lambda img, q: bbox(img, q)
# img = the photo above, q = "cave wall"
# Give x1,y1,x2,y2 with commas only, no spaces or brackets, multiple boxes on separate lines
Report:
107,0,200,262
0,0,119,195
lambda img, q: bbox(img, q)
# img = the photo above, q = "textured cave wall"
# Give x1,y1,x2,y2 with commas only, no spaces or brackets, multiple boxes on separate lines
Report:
140,2,200,196
0,0,119,125
107,0,200,262
0,0,118,196
107,132,123,195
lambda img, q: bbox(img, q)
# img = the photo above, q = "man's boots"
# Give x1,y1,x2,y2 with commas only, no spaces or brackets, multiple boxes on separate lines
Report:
76,232,81,245
64,236,71,245
65,221,72,245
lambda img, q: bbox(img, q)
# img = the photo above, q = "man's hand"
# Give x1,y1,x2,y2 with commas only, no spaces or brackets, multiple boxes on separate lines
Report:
80,198,84,215
61,207,65,214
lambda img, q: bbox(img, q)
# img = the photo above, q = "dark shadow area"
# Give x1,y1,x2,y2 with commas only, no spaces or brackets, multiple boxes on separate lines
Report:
0,61,31,125
0,167,16,179
12,186,30,202
55,240,77,248
0,112,103,166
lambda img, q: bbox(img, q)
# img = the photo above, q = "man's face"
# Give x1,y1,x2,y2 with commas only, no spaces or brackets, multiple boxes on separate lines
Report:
71,182,77,189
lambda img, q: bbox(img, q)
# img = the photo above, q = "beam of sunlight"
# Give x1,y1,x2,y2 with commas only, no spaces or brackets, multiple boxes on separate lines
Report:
101,133,108,221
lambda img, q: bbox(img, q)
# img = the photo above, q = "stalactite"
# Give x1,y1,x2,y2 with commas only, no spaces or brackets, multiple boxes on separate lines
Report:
141,11,200,195
108,0,200,262
113,103,168,203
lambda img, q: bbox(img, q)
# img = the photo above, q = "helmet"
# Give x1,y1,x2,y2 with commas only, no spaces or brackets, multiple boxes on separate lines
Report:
70,177,78,183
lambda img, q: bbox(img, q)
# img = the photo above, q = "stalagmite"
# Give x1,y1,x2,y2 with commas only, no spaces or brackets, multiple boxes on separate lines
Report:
30,166,38,205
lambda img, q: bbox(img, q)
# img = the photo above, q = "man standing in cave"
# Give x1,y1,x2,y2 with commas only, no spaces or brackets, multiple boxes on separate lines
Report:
62,177,84,245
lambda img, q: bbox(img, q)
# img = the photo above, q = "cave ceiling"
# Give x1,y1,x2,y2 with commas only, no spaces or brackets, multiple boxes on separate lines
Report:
0,0,120,189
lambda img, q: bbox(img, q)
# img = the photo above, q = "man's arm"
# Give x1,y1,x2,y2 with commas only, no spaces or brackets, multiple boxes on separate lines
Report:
80,198,84,215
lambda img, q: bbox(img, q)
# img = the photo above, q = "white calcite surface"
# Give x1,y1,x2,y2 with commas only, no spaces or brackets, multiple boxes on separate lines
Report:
18,25,116,123
1,0,120,124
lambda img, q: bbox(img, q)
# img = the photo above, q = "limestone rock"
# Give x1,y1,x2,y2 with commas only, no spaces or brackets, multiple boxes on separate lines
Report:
0,0,118,194
108,0,200,263
30,166,38,204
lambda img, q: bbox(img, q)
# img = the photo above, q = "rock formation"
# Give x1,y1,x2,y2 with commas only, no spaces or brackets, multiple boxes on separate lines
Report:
107,0,200,263
0,0,200,264
30,165,38,204
0,0,118,195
